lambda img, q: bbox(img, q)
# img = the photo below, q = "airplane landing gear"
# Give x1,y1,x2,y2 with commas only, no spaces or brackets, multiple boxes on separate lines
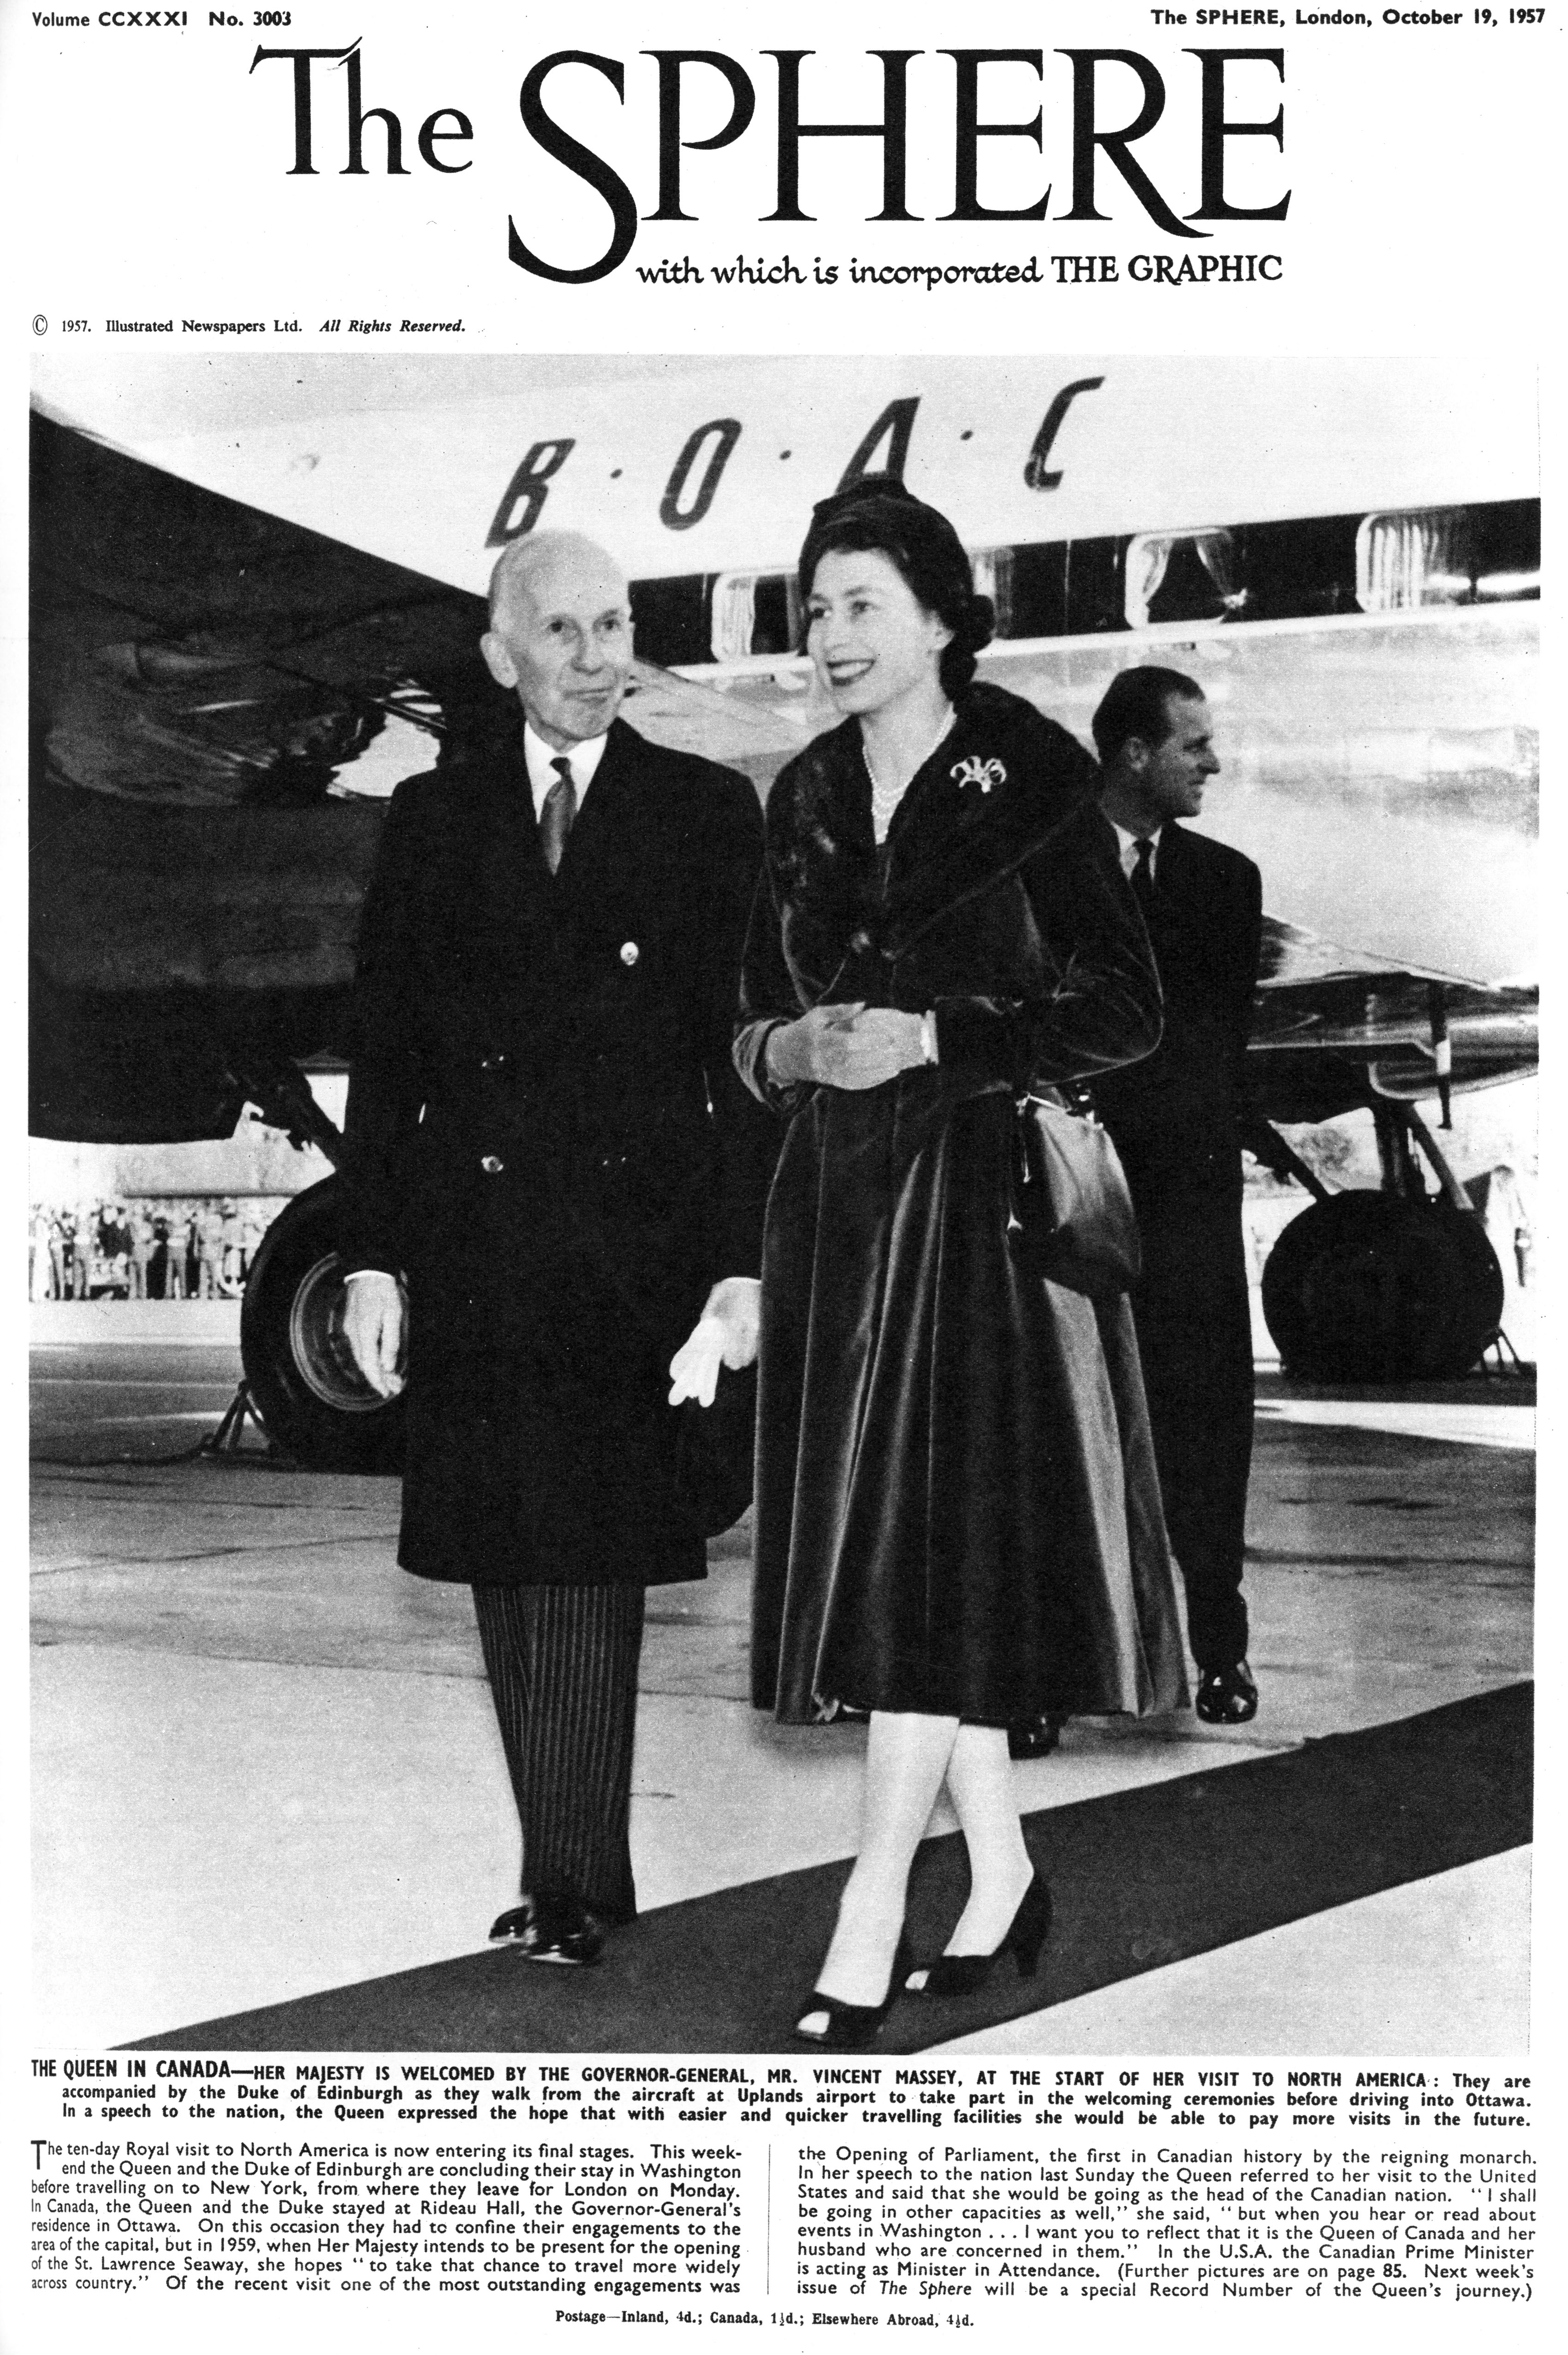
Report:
1261,1191,1504,1383
1258,1104,1504,1383
239,1175,406,1472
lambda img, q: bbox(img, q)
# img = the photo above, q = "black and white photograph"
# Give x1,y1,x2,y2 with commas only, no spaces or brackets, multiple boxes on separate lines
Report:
25,349,1537,2053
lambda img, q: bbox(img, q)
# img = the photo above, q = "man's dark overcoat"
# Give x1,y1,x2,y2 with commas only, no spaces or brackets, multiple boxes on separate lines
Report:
735,682,1190,1727
341,705,775,1588
1091,816,1263,1672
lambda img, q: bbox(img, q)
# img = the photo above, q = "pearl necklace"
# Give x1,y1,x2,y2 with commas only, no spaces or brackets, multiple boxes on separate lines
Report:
862,704,955,843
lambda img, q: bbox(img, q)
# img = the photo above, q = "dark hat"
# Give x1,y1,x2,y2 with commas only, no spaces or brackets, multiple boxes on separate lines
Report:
672,1365,757,1538
799,472,965,591
797,473,993,697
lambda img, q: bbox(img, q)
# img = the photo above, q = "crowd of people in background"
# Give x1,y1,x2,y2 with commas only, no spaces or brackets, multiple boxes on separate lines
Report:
24,1166,1534,1316
27,1198,282,1301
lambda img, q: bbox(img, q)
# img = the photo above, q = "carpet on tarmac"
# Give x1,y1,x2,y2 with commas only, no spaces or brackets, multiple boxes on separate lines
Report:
126,1681,1530,2054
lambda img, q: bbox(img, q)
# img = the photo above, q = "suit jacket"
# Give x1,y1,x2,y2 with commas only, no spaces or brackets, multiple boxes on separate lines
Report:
1092,816,1263,1213
341,706,775,1586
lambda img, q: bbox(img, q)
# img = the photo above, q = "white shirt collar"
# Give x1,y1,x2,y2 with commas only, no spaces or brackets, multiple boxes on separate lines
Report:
522,721,609,820
1111,819,1163,877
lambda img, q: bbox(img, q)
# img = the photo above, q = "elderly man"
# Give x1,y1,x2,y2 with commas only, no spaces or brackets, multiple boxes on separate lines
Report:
1090,666,1264,1726
342,532,774,1962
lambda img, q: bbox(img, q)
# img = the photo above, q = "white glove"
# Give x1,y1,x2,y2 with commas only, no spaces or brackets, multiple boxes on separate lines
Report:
668,1276,761,1406
668,1316,726,1408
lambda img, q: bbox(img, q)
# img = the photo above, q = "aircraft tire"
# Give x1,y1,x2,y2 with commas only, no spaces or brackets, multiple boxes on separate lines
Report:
1260,1191,1505,1384
240,1176,406,1473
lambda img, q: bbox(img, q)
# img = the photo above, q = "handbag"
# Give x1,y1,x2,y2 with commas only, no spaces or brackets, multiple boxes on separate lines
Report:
1008,1089,1142,1298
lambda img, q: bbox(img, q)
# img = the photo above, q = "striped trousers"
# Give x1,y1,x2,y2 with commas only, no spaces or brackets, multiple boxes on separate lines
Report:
470,1582,646,1925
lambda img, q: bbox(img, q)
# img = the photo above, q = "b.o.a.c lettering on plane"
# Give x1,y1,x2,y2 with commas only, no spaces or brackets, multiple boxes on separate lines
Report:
482,382,1106,547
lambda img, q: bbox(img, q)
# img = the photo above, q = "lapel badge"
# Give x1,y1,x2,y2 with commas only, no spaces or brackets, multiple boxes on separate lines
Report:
951,754,1006,796
620,941,640,966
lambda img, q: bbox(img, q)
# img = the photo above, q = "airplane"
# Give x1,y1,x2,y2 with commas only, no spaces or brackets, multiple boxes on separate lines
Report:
29,352,1538,1468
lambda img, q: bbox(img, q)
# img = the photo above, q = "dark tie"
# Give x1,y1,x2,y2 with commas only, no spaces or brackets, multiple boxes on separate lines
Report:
1130,835,1156,918
540,754,577,875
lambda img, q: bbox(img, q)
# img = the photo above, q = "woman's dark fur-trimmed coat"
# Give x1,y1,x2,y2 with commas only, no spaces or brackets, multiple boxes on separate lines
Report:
735,682,1190,1726
340,711,776,1589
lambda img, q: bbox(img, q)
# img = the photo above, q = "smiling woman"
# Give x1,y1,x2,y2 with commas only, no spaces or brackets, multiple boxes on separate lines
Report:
734,477,1188,2050
805,551,953,734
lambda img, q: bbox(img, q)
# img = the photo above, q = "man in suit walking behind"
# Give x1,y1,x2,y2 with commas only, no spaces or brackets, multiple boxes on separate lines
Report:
1091,667,1264,1725
342,532,775,1962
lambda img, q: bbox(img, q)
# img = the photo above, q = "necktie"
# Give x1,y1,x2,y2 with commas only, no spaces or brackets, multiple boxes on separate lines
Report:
1130,835,1156,918
540,754,577,875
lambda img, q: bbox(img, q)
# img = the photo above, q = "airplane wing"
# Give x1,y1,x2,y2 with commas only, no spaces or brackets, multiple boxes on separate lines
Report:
1247,932,1536,1124
30,410,489,1139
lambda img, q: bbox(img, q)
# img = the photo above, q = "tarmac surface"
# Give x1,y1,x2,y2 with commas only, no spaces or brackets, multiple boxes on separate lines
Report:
30,1335,1534,2054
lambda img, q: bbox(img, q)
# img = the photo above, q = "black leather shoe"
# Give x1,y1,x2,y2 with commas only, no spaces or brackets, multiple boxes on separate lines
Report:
489,1895,604,1966
1008,1713,1065,1760
906,1872,1052,1999
794,1930,914,2051
1195,1661,1258,1725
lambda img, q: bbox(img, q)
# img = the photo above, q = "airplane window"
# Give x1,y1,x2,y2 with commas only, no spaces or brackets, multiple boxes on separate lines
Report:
1125,529,1249,630
1242,515,1362,620
969,549,1013,639
1005,542,1069,638
1471,498,1540,603
630,575,713,668
1356,503,1538,611
1064,537,1125,636
1356,508,1474,611
752,574,801,657
711,572,759,662
710,571,801,661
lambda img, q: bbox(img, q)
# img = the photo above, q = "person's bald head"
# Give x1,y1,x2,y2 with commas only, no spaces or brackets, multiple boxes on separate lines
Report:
482,532,634,749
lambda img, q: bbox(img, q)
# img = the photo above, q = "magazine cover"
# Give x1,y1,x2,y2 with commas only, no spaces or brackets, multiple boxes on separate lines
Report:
2,2,1553,2347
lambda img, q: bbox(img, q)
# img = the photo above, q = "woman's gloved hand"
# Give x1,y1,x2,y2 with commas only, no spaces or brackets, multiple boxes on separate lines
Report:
766,1002,930,1091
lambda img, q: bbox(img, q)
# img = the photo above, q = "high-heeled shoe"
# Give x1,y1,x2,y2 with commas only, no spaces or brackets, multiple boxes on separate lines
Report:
905,1872,1051,1999
794,1930,914,2050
